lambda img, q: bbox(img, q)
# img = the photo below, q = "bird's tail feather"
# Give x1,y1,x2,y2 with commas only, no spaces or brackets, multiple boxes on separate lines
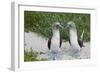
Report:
80,29,84,40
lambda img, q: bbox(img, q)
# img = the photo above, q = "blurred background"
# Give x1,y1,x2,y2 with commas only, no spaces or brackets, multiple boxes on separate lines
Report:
24,11,90,42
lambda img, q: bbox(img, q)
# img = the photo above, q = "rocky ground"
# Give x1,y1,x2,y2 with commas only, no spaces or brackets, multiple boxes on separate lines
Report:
37,42,90,60
24,32,90,61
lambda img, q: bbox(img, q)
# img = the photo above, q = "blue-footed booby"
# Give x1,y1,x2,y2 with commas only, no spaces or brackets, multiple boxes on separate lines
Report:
67,21,81,58
48,22,62,60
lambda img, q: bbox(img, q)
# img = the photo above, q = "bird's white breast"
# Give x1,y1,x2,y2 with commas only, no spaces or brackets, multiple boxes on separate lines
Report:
70,29,80,50
51,30,60,51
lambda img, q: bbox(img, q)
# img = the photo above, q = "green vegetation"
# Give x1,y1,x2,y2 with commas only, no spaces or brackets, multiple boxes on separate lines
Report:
24,11,90,41
24,50,48,62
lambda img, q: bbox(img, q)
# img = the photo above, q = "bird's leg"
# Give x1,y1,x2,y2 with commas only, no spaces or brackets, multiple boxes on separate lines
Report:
30,47,33,56
49,49,62,60
49,50,56,60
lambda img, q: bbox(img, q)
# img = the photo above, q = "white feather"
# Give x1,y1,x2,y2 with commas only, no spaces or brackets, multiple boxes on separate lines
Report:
49,29,61,60
69,28,80,51
51,29,60,51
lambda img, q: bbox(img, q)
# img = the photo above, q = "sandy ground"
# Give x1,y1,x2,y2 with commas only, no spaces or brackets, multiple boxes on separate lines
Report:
25,32,90,60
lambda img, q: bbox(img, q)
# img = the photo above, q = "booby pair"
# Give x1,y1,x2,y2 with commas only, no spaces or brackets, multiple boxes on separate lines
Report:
48,21,84,60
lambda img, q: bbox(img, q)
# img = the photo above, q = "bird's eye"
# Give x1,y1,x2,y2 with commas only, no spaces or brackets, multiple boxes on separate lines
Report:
56,25,59,28
69,24,72,27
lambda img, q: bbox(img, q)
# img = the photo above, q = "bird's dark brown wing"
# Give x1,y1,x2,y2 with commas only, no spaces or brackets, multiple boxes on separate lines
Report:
60,38,62,48
78,39,84,48
68,39,71,46
48,38,51,50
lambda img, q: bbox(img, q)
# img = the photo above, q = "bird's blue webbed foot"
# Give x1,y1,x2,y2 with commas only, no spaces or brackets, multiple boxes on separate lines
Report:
49,50,62,60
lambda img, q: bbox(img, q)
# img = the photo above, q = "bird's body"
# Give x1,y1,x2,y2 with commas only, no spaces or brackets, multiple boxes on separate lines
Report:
51,29,60,51
67,21,81,58
47,22,62,60
68,21,80,50
68,29,84,48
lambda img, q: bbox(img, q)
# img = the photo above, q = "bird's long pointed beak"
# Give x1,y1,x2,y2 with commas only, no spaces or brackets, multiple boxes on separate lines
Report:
66,24,70,30
59,24,63,28
59,23,64,28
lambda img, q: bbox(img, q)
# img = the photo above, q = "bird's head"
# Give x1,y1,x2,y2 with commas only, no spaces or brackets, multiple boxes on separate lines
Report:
52,22,63,30
66,21,76,30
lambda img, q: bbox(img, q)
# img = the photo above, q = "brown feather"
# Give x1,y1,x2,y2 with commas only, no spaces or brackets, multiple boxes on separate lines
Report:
60,37,62,48
48,37,51,50
78,39,84,48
